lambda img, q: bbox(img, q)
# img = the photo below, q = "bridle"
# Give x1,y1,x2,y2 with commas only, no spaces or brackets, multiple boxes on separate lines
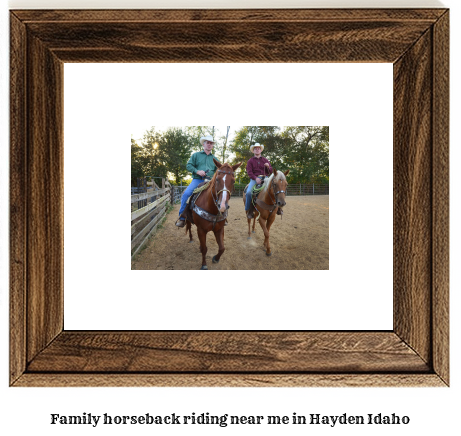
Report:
267,177,286,207
212,168,234,214
253,175,286,214
260,165,287,207
269,179,286,205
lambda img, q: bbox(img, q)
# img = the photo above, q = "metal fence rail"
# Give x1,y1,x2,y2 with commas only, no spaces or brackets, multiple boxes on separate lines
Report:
168,183,329,204
233,183,329,197
137,183,330,211
172,186,187,204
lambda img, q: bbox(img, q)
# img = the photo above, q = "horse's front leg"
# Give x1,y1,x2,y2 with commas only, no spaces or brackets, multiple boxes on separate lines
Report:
258,216,272,256
197,227,208,269
212,226,225,263
266,209,277,232
252,214,257,233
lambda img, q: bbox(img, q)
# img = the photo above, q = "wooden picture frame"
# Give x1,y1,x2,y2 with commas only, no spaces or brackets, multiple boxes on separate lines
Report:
10,9,449,387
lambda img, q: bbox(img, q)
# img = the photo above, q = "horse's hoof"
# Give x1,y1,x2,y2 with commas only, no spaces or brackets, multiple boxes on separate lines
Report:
252,231,255,233
247,237,251,240
189,240,194,243
212,255,219,263
200,265,208,270
266,252,272,256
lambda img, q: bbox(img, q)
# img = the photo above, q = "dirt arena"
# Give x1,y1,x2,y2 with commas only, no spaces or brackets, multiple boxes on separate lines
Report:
131,195,329,270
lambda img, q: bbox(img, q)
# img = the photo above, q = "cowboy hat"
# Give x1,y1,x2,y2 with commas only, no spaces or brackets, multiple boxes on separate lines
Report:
250,143,264,153
200,135,215,146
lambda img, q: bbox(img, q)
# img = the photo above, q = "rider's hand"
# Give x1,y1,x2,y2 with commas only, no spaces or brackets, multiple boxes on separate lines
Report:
197,170,206,177
264,163,270,168
256,177,262,184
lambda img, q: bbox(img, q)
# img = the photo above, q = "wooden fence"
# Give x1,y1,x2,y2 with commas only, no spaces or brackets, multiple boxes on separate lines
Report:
131,178,174,258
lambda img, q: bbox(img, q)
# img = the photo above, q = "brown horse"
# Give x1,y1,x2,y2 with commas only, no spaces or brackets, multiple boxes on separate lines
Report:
243,168,289,256
185,159,242,269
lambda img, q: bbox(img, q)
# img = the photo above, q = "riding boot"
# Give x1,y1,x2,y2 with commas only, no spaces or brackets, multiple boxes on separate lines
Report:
178,201,191,225
175,218,186,227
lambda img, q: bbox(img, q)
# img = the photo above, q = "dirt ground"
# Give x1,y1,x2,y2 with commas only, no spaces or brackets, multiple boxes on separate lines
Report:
131,195,329,270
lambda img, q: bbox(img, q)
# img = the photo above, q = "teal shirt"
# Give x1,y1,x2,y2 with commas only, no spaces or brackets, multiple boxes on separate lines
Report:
187,150,220,179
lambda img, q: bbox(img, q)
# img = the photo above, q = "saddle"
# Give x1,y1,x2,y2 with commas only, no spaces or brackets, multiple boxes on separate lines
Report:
244,176,265,201
181,177,217,225
249,177,267,206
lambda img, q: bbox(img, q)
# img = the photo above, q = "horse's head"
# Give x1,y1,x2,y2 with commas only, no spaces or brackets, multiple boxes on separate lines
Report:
213,159,242,213
271,168,290,208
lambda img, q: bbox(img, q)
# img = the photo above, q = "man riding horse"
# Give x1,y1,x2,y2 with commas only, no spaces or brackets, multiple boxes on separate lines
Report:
176,135,220,227
245,143,282,219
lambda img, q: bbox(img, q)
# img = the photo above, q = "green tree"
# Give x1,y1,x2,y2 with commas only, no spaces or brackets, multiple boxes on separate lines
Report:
131,125,329,187
229,126,329,184
229,126,282,184
131,137,145,184
157,127,193,184
185,126,217,153
185,126,232,163
139,127,163,178
280,126,329,183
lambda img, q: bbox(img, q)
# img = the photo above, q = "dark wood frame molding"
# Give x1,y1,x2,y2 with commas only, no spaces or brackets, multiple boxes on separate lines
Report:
10,9,449,387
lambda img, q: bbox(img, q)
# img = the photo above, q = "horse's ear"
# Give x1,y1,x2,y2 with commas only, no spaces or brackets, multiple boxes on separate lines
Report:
213,158,222,168
284,170,290,176
232,162,242,171
272,167,278,176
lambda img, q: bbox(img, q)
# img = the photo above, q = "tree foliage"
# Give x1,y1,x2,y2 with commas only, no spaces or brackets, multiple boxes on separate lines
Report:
229,126,329,184
131,137,145,184
158,127,193,184
131,127,193,185
131,126,329,185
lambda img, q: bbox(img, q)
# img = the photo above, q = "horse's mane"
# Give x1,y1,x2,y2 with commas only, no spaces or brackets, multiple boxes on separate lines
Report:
261,171,285,195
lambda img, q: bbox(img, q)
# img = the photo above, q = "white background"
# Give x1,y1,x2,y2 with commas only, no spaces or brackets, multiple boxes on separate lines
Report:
1,0,459,435
63,63,392,330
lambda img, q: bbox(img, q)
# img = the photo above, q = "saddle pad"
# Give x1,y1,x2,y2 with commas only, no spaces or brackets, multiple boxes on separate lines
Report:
192,180,211,194
186,190,200,205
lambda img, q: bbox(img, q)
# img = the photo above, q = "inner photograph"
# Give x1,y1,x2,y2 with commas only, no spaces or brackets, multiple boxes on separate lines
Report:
131,126,329,270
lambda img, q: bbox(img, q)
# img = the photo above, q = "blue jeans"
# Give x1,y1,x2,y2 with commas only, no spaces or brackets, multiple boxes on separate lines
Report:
245,179,257,211
178,178,204,219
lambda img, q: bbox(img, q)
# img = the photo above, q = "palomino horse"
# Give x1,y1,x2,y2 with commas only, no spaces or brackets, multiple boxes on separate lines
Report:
185,159,242,269
243,168,289,256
